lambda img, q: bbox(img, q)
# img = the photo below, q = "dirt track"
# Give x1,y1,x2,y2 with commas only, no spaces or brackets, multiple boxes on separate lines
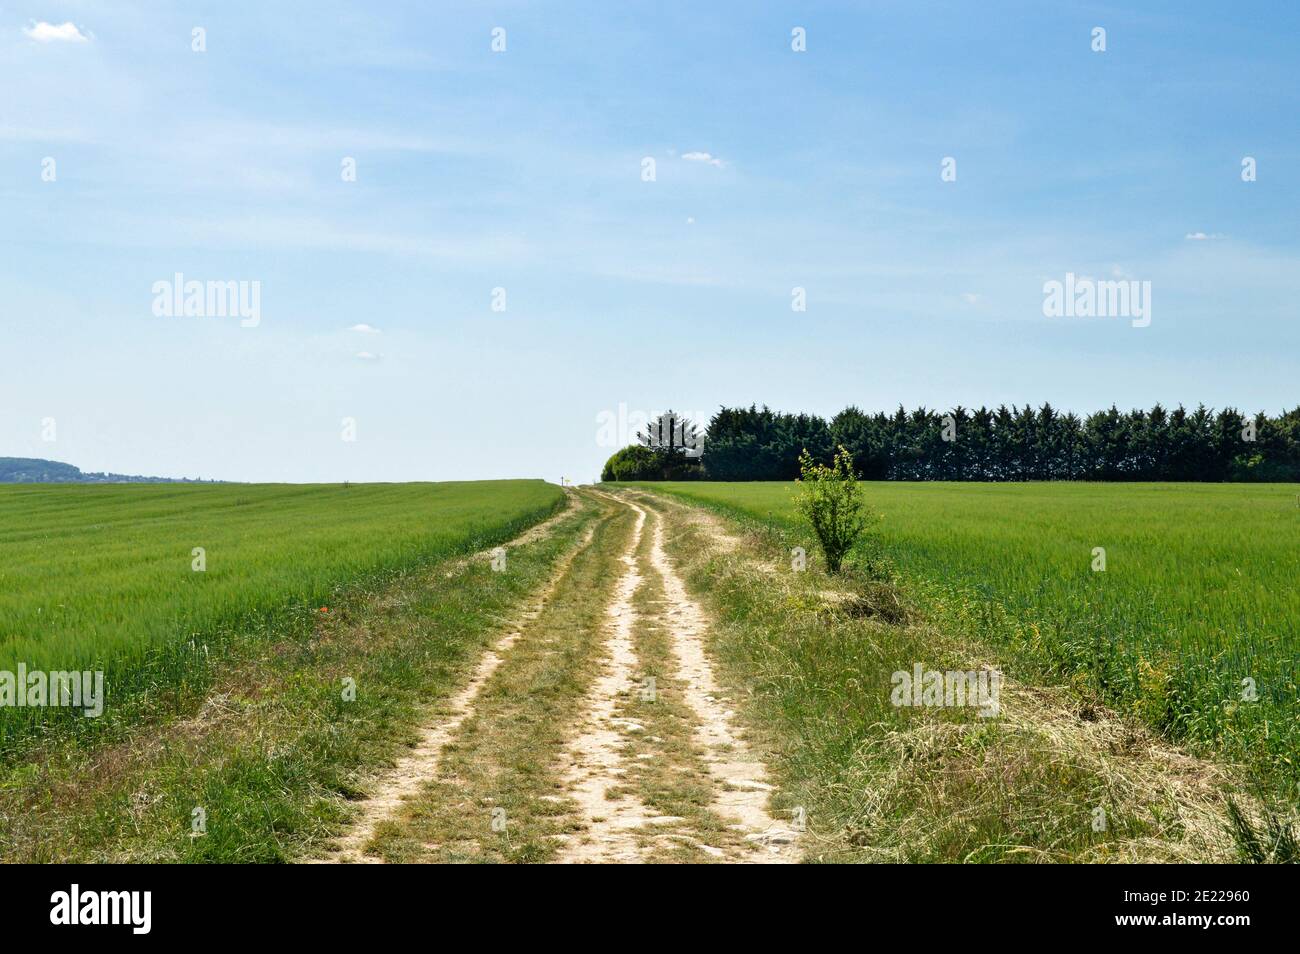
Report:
316,488,797,864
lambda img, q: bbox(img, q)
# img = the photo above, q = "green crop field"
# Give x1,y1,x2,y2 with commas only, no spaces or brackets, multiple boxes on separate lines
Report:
632,481,1300,788
0,480,563,751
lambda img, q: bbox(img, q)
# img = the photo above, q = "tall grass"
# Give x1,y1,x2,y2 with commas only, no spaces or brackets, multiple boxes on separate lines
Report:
629,481,1300,792
0,481,563,754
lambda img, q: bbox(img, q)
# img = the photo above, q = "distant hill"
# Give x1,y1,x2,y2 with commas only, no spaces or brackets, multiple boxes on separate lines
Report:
0,457,217,484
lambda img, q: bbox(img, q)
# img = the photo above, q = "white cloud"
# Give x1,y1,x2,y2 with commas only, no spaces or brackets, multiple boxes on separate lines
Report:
355,351,382,360
1184,232,1222,241
348,323,381,334
23,21,89,43
961,292,979,304
681,151,725,168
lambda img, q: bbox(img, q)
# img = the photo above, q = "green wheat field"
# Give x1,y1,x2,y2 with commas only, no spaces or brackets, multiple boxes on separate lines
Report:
0,481,563,751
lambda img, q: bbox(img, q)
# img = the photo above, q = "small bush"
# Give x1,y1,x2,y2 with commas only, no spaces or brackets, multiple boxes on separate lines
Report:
601,444,660,481
793,445,873,574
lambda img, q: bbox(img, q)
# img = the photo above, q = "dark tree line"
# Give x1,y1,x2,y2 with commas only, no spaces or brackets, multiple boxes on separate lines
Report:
828,404,1299,481
603,404,1300,481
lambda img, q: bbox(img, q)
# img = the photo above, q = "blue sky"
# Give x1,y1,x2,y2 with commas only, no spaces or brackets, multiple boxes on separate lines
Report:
2,1,1298,482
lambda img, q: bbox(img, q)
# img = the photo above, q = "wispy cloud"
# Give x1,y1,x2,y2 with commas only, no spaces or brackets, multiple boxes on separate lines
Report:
23,21,90,43
0,124,92,143
1185,231,1222,241
681,151,725,168
348,323,381,334
152,214,537,264
355,351,382,360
